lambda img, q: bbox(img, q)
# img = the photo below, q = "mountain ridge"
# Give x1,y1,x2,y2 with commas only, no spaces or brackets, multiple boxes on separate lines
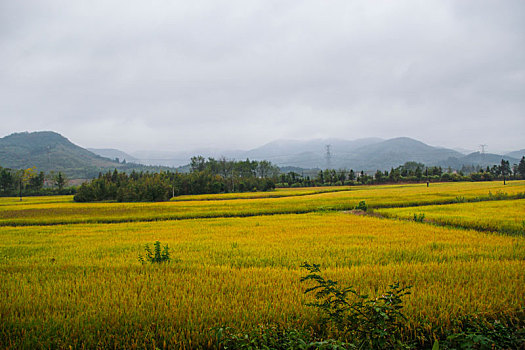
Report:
0,131,177,178
1,131,523,177
0,131,119,172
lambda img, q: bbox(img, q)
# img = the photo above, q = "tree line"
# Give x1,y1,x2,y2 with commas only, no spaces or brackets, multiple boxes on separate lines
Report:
0,165,70,197
277,158,525,187
3,156,524,201
73,157,279,202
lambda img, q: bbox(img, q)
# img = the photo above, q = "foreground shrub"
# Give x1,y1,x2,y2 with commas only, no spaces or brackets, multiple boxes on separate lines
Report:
301,262,412,349
138,241,170,264
413,213,425,222
214,325,351,349
355,200,368,211
440,315,525,350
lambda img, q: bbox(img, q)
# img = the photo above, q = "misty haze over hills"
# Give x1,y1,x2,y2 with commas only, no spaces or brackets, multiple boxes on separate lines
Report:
1,132,523,178
88,135,523,172
93,137,522,171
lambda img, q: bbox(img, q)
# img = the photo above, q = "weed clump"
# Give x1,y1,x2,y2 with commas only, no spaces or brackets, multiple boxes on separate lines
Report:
413,213,426,222
138,241,170,264
355,201,368,211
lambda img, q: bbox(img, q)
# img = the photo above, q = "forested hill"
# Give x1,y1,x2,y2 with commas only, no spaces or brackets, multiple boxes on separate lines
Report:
0,131,174,178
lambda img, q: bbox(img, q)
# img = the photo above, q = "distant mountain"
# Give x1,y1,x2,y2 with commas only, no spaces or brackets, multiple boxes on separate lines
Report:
0,131,120,176
240,138,383,159
505,149,525,160
227,137,463,170
127,138,385,168
127,136,519,171
88,148,138,163
440,152,519,169
2,131,521,177
130,150,200,167
0,131,176,178
340,137,464,170
229,138,383,168
452,147,475,155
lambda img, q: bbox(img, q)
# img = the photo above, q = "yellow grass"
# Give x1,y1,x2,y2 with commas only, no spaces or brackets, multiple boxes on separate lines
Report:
0,195,72,206
376,199,525,234
172,186,352,201
1,181,524,226
1,212,523,348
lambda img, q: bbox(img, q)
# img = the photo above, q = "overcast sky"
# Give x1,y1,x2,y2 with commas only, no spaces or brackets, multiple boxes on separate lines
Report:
1,0,524,153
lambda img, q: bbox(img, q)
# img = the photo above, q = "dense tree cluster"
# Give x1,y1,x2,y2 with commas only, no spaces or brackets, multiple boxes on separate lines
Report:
74,158,279,202
0,165,70,197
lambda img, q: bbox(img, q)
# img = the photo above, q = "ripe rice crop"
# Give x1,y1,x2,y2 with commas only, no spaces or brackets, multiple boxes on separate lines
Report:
0,212,523,348
376,198,525,235
172,186,352,201
1,181,524,226
0,195,72,207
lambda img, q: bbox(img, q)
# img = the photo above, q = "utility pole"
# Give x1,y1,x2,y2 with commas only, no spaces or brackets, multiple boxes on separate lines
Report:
426,167,429,187
480,145,488,167
325,145,332,169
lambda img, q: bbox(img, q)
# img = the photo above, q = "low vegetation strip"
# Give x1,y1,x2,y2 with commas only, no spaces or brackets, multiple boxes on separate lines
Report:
1,213,523,348
1,181,524,226
376,199,525,235
171,186,353,201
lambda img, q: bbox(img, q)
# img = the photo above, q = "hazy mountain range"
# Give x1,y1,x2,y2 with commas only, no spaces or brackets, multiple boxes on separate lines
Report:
90,136,522,171
1,131,523,178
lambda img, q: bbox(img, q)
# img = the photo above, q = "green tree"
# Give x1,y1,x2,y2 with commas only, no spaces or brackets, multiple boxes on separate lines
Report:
14,167,37,201
28,171,45,190
55,172,67,190
500,159,511,185
0,166,15,193
518,156,525,179
374,170,384,182
190,156,206,172
415,166,423,180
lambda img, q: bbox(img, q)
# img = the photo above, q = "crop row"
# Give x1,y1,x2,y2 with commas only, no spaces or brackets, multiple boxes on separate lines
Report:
1,181,524,226
376,199,525,235
171,186,353,201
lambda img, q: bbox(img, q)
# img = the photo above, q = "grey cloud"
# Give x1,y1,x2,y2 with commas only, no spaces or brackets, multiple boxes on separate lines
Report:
1,0,524,153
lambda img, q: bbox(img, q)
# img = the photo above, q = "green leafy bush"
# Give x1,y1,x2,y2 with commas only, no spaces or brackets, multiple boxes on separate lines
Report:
355,201,368,211
300,262,412,349
214,262,523,349
214,325,351,349
441,316,525,350
413,213,425,223
138,241,170,264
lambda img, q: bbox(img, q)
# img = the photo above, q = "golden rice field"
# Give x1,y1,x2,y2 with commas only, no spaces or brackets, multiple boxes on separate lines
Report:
376,199,525,235
1,181,524,226
0,195,72,206
0,181,524,349
172,186,352,201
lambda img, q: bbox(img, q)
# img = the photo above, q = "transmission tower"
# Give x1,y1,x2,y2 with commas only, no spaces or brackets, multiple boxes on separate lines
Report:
479,144,487,154
325,144,332,169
